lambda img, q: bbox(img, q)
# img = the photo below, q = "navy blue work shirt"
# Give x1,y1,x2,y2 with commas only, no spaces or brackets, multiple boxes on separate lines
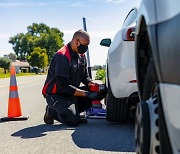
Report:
42,43,92,96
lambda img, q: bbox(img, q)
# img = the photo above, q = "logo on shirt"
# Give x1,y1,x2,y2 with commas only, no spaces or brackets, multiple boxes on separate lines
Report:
73,64,77,69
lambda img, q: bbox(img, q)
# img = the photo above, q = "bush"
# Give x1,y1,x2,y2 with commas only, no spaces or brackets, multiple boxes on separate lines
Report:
0,68,4,74
0,57,11,73
95,69,106,82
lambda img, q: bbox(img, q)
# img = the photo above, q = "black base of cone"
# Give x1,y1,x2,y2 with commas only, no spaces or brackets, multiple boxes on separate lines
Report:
0,116,29,122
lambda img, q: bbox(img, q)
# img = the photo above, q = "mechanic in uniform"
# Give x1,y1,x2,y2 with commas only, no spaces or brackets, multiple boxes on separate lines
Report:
42,29,105,126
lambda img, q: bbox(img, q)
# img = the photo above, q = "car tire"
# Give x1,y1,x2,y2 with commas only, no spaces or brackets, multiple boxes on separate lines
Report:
106,82,130,122
136,58,160,154
144,59,173,154
141,57,172,154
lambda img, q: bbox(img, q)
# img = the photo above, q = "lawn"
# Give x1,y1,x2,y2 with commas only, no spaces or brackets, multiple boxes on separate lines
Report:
0,73,44,78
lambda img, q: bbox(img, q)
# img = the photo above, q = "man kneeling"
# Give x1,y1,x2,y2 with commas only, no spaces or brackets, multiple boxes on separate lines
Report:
42,30,105,126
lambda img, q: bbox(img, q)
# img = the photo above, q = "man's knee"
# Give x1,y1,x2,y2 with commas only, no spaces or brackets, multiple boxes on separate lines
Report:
63,119,79,126
59,111,80,126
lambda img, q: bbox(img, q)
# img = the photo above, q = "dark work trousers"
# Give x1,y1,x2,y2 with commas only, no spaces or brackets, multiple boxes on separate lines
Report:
45,86,92,126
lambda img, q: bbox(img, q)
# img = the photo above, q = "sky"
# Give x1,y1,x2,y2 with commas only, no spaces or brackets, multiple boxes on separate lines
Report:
0,0,140,66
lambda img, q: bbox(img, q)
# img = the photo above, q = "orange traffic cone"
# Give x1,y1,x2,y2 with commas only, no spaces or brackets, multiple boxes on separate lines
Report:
0,66,28,121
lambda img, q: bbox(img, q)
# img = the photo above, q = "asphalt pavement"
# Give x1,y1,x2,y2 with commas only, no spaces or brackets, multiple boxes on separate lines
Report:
0,73,135,154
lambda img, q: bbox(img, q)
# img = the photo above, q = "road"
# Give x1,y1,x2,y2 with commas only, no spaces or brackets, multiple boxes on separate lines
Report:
0,74,135,154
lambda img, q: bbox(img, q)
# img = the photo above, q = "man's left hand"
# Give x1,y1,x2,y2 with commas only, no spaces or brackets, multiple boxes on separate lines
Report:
88,81,96,87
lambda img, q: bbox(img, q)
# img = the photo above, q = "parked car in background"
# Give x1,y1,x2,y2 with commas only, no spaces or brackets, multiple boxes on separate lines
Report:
100,7,139,123
135,0,180,153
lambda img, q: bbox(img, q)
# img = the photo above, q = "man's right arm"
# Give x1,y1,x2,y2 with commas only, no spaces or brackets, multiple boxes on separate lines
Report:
74,89,86,97
55,54,100,99
69,85,99,99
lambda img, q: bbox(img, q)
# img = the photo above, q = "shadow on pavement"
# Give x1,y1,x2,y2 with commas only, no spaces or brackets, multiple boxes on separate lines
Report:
72,119,135,152
11,119,135,152
11,124,73,139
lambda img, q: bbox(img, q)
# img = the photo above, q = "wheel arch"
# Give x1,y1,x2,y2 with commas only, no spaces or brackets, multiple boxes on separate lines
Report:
135,15,153,100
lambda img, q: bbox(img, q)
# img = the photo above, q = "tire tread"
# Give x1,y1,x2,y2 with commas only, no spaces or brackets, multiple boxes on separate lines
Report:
106,85,129,122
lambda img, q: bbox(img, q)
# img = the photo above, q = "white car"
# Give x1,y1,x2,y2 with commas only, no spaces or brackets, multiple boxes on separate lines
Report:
135,0,180,154
100,8,139,123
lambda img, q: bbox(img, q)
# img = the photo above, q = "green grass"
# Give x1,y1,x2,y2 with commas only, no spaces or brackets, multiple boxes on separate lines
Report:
95,69,106,83
16,73,38,77
0,73,10,78
0,73,46,78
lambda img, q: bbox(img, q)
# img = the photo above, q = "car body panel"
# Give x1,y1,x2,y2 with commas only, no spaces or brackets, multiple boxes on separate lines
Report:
136,0,180,152
160,83,180,154
156,0,180,24
136,0,156,33
136,0,180,29
106,8,138,99
107,9,137,98
108,61,137,98
108,36,137,98
108,30,123,63
157,13,180,84
136,0,180,90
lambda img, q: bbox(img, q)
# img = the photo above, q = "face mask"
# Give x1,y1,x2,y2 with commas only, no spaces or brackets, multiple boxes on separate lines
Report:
77,43,88,54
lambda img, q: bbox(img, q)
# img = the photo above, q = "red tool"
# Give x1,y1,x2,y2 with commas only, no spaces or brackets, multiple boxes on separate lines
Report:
89,83,102,108
86,84,106,118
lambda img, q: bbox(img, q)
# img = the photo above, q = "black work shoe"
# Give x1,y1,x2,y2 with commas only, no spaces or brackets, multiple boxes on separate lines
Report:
44,106,54,124
79,118,88,124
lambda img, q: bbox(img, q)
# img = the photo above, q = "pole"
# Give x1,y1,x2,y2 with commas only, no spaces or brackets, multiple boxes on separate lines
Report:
82,17,92,78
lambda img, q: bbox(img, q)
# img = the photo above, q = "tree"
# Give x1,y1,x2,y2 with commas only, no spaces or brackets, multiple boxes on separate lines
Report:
9,23,64,62
91,65,102,70
28,47,48,73
9,33,25,60
0,57,11,74
39,52,48,69
7,53,16,62
38,29,64,61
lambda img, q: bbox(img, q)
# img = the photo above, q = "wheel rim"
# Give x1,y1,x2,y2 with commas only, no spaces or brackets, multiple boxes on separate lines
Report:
149,83,160,154
147,96,160,154
135,101,150,154
135,96,160,154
